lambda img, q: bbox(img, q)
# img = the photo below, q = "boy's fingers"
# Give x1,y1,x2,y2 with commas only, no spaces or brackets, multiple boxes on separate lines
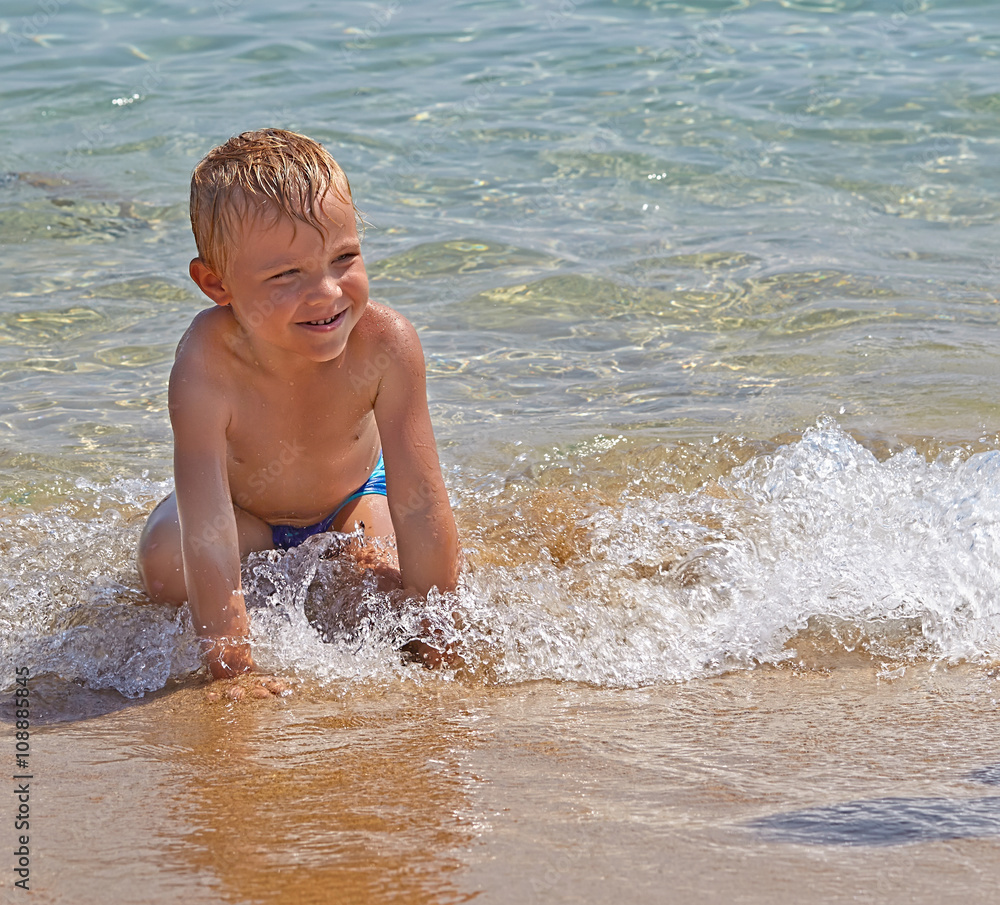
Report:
203,674,292,703
401,637,465,669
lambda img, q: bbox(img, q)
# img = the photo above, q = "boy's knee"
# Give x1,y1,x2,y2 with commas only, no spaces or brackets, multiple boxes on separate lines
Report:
137,506,185,604
139,511,174,564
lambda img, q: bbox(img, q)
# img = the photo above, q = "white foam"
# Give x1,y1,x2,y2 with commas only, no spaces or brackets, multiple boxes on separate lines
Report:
3,423,1000,695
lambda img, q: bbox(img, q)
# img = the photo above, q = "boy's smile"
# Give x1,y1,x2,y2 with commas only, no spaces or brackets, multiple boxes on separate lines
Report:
298,307,351,331
190,189,369,367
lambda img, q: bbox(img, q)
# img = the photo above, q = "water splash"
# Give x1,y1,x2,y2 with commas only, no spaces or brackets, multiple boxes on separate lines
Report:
0,475,198,699
454,421,1000,685
3,423,1000,697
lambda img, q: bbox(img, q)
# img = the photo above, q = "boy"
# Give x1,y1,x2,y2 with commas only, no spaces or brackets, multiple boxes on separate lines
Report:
137,129,459,681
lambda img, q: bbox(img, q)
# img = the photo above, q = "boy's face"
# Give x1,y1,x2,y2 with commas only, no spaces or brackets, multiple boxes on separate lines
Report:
195,190,369,365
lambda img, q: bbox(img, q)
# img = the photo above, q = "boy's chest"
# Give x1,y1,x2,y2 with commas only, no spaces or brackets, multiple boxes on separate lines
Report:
224,375,377,476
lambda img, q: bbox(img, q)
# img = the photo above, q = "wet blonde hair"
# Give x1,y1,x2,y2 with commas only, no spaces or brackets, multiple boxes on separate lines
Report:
190,128,357,275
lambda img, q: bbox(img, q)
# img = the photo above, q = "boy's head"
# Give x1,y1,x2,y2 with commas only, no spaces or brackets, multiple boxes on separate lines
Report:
190,129,356,276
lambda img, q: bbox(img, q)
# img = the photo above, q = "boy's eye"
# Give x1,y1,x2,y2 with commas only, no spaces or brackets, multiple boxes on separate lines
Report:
270,269,298,280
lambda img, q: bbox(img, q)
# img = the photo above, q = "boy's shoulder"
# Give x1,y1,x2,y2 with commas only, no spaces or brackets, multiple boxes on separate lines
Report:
353,300,422,357
354,302,430,389
171,306,240,379
178,304,237,347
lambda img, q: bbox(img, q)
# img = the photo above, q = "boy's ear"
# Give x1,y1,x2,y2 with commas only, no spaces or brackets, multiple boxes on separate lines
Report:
189,257,232,307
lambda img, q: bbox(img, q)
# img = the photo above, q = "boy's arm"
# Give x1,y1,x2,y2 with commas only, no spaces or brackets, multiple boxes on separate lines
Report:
373,317,459,596
169,355,254,679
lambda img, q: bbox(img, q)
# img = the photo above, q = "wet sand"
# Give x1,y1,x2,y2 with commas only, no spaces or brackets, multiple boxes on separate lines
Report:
10,664,1000,904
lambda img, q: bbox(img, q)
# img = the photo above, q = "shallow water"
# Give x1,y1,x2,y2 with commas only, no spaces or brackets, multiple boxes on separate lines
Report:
3,0,1000,901
6,422,1000,699
11,668,1000,904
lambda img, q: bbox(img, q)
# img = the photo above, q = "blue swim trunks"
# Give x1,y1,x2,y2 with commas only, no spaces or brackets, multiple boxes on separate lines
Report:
269,453,387,550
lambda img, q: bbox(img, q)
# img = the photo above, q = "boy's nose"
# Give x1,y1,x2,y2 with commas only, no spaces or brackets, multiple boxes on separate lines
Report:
310,274,343,302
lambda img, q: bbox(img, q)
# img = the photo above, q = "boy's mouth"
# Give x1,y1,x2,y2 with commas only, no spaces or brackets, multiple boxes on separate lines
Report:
300,309,347,328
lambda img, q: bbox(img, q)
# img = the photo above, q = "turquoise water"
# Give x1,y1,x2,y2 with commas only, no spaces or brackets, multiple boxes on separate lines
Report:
6,5,1000,904
2,0,1000,692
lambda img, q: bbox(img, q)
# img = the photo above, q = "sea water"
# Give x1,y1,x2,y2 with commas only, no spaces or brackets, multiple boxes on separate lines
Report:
2,1,1000,901
2,0,999,695
5,421,1000,698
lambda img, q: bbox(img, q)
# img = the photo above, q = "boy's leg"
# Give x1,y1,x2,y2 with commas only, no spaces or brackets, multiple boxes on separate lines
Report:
136,493,273,605
332,492,394,538
335,496,456,668
332,493,402,590
332,493,399,570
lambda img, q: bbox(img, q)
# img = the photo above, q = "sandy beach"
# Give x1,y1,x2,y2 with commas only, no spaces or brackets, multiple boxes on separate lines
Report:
9,663,1000,904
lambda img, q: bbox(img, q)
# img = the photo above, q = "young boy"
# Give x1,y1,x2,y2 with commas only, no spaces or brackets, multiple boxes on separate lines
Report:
137,129,459,681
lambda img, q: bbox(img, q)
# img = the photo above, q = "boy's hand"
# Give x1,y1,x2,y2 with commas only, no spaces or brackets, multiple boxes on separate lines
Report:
399,608,465,670
199,637,291,702
201,637,255,680
204,674,291,703
401,636,464,669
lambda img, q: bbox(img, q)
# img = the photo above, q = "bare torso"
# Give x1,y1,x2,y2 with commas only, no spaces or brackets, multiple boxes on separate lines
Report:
178,302,391,527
